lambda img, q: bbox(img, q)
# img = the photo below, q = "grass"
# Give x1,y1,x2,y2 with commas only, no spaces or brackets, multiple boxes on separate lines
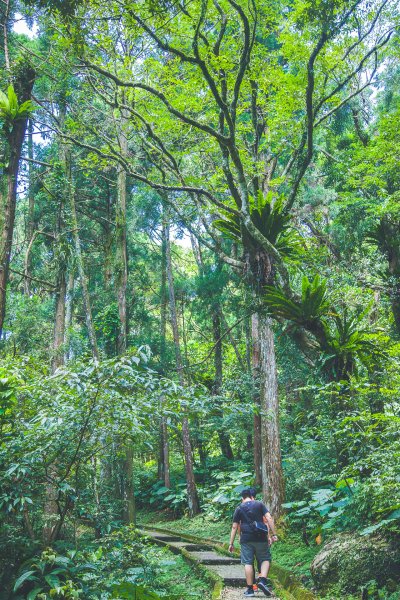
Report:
151,547,212,599
138,509,230,544
272,532,320,585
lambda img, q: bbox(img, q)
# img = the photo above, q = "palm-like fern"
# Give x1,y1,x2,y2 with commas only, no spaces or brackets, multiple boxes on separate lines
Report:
264,275,330,329
265,277,386,380
323,310,385,379
213,192,301,259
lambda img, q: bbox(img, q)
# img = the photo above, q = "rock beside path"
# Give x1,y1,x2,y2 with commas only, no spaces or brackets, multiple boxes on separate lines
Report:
311,532,400,594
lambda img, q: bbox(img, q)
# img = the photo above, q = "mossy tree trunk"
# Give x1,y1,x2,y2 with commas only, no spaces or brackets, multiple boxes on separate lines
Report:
0,65,35,336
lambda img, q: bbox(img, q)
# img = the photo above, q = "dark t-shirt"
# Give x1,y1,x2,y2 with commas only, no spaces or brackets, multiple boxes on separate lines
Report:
233,500,269,543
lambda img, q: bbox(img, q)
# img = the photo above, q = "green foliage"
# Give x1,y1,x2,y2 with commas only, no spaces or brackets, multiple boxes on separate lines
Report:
10,528,201,599
283,484,353,537
13,548,85,598
0,85,33,125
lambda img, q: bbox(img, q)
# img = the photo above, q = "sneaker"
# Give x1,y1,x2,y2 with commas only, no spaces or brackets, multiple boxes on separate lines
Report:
244,587,255,597
257,579,273,597
252,583,258,591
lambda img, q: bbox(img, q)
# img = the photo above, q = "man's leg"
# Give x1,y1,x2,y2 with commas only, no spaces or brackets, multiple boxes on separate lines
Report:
256,544,273,597
241,543,256,596
259,559,270,579
245,564,255,586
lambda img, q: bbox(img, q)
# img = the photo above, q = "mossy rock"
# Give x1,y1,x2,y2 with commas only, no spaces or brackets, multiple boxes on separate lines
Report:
311,532,400,593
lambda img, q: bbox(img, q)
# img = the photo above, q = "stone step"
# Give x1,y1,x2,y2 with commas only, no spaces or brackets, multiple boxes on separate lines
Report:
184,543,214,552
190,550,241,565
164,540,192,549
207,563,246,587
150,533,183,542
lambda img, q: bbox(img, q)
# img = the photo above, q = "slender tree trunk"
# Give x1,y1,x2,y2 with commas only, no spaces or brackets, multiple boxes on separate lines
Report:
52,158,67,373
68,170,99,361
212,308,234,460
64,269,74,363
165,222,200,515
61,109,98,362
220,311,245,370
91,456,101,538
123,445,135,525
43,463,59,545
259,313,284,517
43,113,70,542
385,222,400,336
160,217,170,487
23,504,35,540
0,66,35,335
160,218,168,368
115,111,135,522
161,414,171,488
251,314,263,487
52,270,67,372
104,183,113,288
158,430,164,481
245,317,252,372
24,119,35,295
116,110,128,354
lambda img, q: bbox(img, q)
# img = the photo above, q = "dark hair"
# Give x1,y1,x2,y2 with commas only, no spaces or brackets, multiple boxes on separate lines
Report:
241,488,252,499
249,487,257,498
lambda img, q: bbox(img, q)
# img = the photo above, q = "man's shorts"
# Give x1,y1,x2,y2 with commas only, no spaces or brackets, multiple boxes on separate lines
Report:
240,541,271,565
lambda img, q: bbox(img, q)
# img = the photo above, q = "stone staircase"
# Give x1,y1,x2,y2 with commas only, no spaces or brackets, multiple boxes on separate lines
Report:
142,529,280,597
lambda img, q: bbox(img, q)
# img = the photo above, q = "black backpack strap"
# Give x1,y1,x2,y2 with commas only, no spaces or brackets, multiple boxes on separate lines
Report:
240,503,255,527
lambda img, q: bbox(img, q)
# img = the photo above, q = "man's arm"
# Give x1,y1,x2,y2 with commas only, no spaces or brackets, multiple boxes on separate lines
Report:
229,522,239,552
263,512,278,543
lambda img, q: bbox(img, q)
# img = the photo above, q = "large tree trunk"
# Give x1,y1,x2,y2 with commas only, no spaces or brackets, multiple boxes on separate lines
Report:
0,66,35,335
259,313,284,517
165,222,200,515
251,314,263,487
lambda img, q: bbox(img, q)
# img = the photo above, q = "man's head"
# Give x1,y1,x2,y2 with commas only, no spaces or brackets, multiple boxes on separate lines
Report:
241,488,255,501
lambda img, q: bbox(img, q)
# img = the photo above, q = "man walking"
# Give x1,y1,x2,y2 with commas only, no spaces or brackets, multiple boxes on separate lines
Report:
229,488,278,597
